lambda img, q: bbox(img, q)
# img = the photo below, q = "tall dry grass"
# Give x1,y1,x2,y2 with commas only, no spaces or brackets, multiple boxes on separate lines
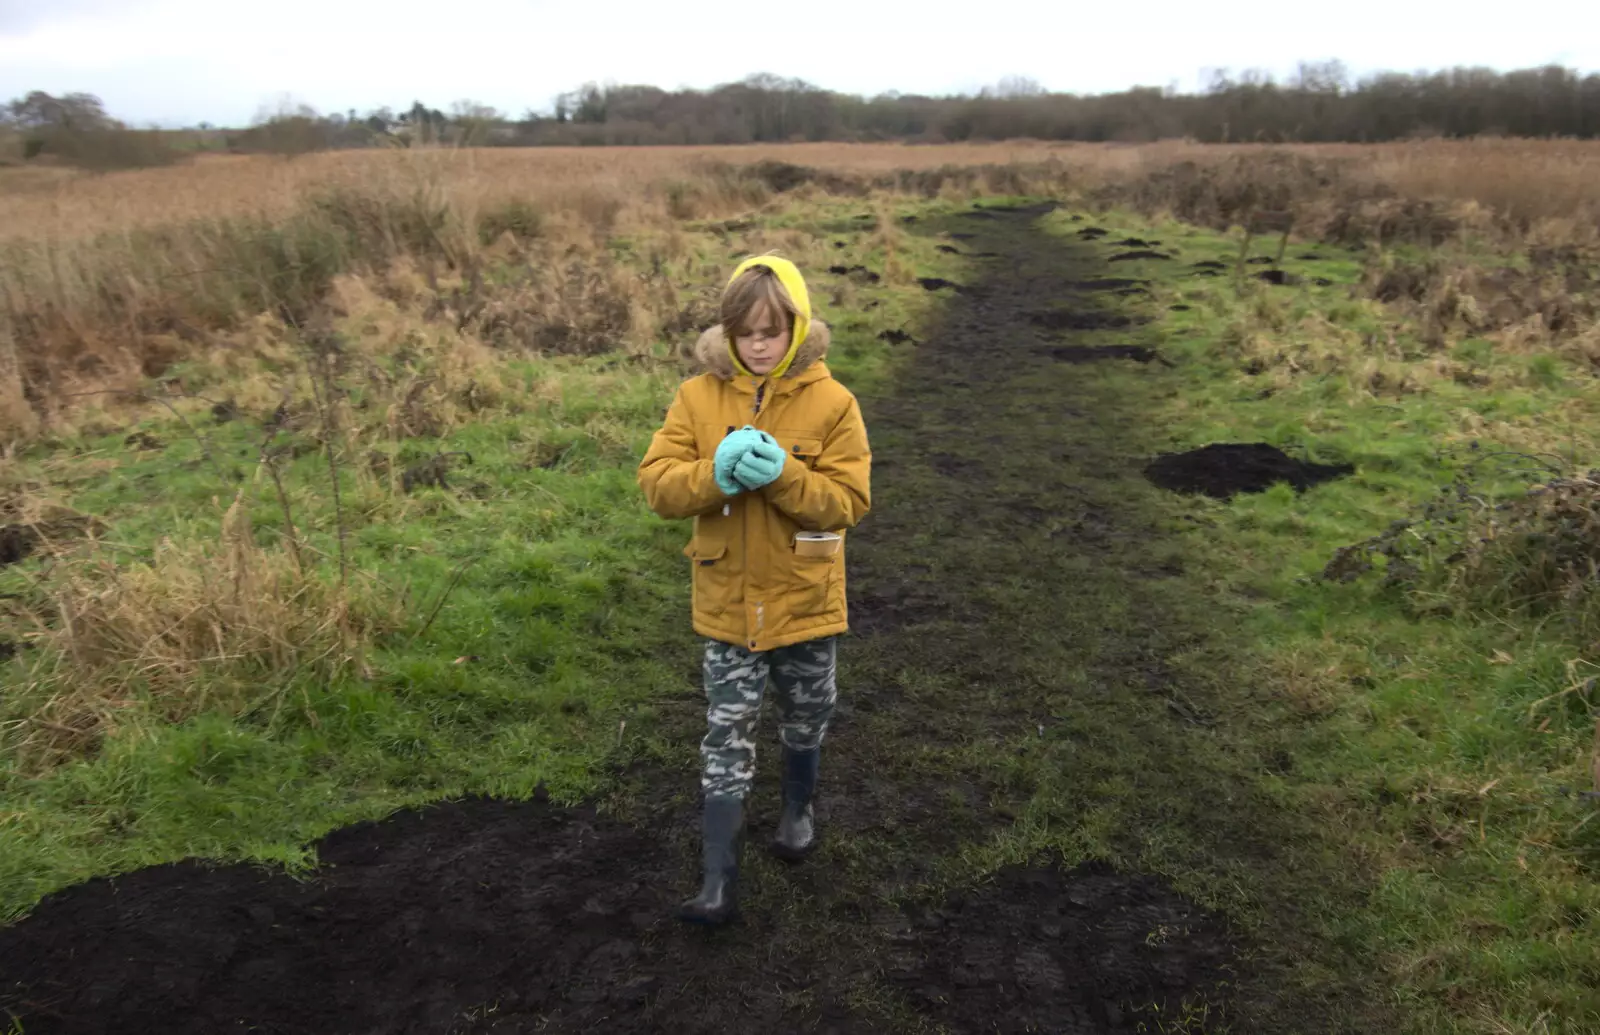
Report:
0,143,1073,243
5,138,1600,441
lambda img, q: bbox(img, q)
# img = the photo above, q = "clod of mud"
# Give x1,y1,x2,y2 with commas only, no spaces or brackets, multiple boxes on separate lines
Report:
1030,309,1144,331
1191,260,1227,270
123,431,163,451
901,215,919,224
1246,256,1275,266
210,399,240,424
1049,345,1167,365
827,265,881,284
1076,227,1109,240
0,638,15,661
1144,443,1355,500
936,244,962,255
0,525,33,566
886,862,1234,1034
1254,270,1302,286
1313,276,1335,286
1068,278,1148,293
975,251,1001,258
833,241,847,249
918,277,964,293
1114,237,1154,247
1297,253,1323,260
0,509,109,568
878,329,918,345
1169,304,1193,311
1109,250,1171,262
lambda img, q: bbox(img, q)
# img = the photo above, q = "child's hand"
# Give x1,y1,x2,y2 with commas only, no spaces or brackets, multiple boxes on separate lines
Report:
714,427,764,496
733,437,787,490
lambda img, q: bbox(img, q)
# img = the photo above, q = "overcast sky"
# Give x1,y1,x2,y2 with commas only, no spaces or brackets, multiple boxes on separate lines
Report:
2,0,1597,127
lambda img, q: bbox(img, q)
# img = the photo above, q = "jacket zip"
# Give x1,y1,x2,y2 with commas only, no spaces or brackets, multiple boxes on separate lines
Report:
747,377,768,649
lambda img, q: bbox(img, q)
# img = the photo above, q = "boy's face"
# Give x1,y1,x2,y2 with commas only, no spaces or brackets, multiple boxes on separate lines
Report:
733,302,790,376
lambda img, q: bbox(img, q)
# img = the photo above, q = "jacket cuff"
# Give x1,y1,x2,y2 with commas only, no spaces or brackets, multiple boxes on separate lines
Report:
766,453,806,495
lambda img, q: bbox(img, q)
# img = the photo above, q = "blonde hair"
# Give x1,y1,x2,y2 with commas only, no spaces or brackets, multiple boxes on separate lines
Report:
721,264,797,340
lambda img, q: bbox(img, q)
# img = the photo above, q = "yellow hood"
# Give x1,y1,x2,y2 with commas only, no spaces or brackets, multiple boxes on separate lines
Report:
726,255,812,380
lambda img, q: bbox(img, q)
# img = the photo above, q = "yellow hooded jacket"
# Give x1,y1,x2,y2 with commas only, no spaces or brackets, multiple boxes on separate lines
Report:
638,259,872,651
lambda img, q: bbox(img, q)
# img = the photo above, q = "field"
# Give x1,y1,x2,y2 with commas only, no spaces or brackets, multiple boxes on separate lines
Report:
1,141,1598,1033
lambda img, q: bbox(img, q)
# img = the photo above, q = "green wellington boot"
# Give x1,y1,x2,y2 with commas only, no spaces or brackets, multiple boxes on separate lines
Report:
771,746,819,861
677,795,745,925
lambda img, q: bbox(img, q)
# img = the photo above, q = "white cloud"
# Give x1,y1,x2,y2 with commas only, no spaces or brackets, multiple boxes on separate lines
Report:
1,0,1596,126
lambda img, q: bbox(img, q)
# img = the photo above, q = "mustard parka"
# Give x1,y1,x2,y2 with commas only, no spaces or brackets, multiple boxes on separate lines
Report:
638,287,871,652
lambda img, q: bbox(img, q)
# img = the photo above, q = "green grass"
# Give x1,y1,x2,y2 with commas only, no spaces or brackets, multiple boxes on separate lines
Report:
0,194,938,920
2,188,1597,1033
1041,207,1600,1032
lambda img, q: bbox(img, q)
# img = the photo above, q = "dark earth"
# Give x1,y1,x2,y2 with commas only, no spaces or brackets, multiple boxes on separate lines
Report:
1108,250,1170,262
1143,443,1355,499
1030,309,1146,332
0,205,1378,1034
1048,345,1167,365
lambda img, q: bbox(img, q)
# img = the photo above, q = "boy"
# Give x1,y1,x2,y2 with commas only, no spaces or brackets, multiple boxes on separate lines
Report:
638,255,872,925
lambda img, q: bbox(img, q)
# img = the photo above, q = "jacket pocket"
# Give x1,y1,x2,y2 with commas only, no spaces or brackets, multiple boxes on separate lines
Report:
788,552,837,618
684,538,733,616
784,437,824,469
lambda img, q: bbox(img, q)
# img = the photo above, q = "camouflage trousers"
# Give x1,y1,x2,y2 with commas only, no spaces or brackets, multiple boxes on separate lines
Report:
700,636,838,800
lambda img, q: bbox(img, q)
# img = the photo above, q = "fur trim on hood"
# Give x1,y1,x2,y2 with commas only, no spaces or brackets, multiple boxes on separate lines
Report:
692,320,832,381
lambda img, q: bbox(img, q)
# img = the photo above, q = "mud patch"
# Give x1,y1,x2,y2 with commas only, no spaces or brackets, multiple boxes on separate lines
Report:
1109,251,1171,262
828,265,881,284
1069,278,1148,293
0,797,698,1035
1030,309,1145,331
1144,443,1355,500
1169,304,1193,312
1114,237,1155,247
886,862,1234,1034
849,580,950,637
877,329,918,345
1254,270,1301,286
1191,261,1227,271
1077,227,1109,240
918,277,964,293
1049,345,1165,365
936,244,962,255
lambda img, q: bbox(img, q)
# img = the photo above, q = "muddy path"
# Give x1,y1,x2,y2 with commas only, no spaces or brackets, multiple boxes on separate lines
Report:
0,206,1378,1034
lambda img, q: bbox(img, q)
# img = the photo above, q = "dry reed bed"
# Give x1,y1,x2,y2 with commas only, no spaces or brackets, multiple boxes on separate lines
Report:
6,139,1600,243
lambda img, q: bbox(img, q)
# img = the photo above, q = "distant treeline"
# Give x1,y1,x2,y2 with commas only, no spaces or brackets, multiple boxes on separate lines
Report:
518,64,1600,145
5,63,1600,169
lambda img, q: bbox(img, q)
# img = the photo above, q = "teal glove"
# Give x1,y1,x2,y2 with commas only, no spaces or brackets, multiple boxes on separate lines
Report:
733,435,787,491
714,427,764,496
